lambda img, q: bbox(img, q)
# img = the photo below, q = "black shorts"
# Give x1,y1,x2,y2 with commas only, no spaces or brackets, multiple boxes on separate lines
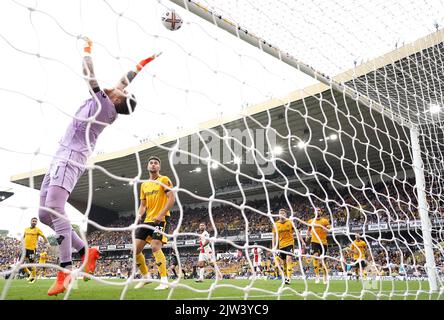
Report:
277,245,294,260
353,259,367,269
311,242,328,255
25,249,36,262
135,217,168,243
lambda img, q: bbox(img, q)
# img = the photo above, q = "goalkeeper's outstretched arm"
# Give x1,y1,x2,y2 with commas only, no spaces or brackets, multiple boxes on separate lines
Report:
82,37,100,93
81,36,161,94
115,52,163,93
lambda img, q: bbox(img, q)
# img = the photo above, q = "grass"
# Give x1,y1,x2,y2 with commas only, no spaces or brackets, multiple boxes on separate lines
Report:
0,278,442,300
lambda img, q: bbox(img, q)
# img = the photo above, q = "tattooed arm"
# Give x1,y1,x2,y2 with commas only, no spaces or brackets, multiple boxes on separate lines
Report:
81,36,161,93
115,70,138,93
115,52,162,92
82,37,100,93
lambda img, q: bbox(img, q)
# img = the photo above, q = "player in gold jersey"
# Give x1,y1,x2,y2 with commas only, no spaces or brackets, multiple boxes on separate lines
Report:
262,256,272,277
349,234,369,280
306,208,331,284
272,209,305,285
22,217,48,283
38,251,49,278
134,156,175,290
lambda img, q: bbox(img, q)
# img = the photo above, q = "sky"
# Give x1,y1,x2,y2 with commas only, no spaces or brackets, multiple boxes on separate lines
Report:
0,0,442,238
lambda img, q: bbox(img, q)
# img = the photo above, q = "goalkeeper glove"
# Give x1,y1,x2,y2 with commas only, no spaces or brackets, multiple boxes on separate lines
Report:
83,37,93,54
136,52,163,71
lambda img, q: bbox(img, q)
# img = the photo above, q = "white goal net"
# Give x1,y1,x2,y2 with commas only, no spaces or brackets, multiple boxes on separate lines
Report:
1,0,444,300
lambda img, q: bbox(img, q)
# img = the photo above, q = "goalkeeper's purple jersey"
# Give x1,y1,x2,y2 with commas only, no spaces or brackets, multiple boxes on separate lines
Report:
58,90,117,156
43,90,117,194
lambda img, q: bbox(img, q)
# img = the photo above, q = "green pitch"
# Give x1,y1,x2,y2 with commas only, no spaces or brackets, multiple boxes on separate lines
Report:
0,278,442,300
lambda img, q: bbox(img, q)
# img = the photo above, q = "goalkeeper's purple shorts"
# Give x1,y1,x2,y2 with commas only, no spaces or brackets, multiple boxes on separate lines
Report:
40,147,87,195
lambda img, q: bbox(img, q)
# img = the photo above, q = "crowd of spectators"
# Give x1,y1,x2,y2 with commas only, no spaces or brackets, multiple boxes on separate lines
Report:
0,237,21,273
85,178,425,246
0,236,53,275
2,177,444,279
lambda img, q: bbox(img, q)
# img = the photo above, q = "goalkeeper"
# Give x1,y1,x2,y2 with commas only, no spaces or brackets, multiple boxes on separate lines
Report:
37,37,161,296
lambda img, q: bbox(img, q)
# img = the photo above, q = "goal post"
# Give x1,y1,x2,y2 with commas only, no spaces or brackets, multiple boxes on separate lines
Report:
410,127,439,292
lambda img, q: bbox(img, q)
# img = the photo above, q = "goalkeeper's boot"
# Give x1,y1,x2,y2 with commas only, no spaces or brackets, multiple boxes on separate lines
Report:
82,248,100,281
47,271,71,296
28,276,36,284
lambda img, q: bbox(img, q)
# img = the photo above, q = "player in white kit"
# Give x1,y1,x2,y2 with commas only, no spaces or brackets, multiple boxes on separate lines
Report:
195,223,220,282
251,242,263,277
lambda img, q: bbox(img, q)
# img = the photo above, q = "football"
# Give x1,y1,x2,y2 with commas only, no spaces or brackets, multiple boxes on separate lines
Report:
161,9,183,31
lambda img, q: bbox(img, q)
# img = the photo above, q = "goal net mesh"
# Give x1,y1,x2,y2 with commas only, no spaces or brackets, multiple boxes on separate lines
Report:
1,0,444,300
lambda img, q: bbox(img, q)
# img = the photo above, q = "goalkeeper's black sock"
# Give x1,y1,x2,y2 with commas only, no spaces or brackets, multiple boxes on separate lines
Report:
78,247,85,258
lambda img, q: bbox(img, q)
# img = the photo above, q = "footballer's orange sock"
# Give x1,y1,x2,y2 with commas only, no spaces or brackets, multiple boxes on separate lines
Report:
153,249,167,278
32,266,37,278
136,253,148,275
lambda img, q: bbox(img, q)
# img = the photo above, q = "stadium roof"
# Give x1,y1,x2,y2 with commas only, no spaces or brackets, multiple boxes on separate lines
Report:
0,191,14,203
10,29,444,215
